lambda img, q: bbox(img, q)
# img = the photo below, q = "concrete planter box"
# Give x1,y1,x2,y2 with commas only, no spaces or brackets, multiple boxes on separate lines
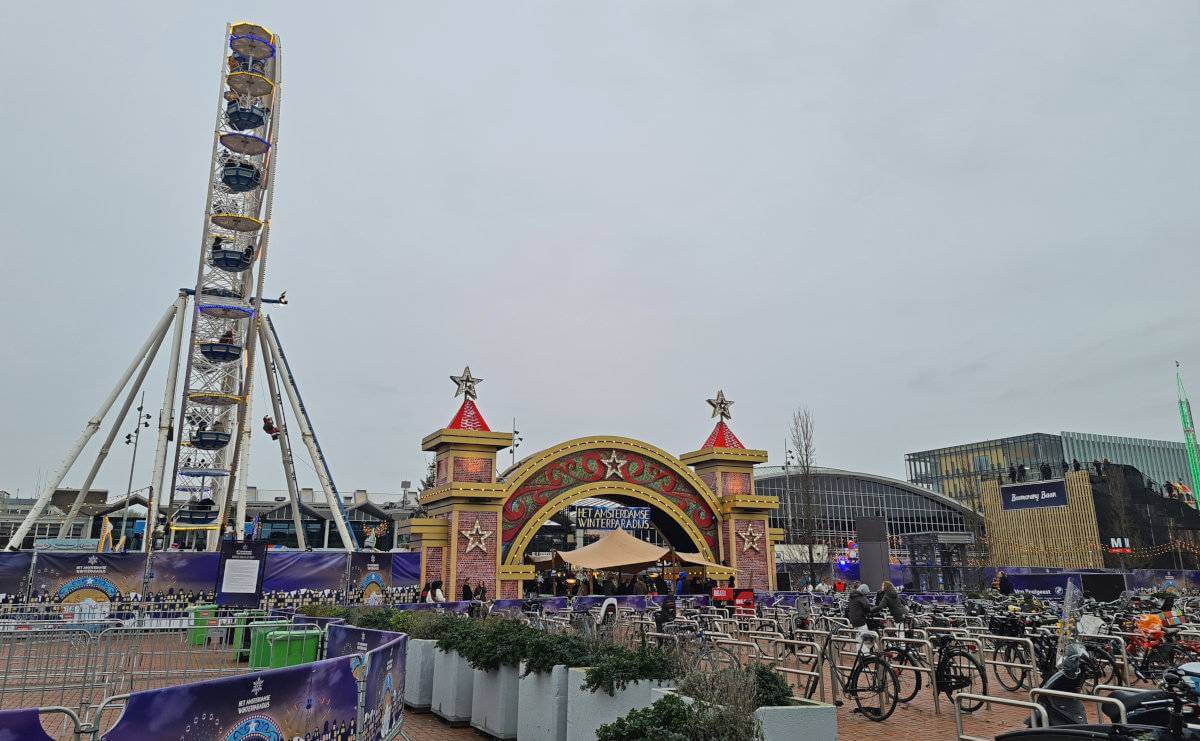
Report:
755,700,837,740
650,687,837,741
403,638,436,711
431,648,474,726
517,662,568,741
566,667,672,741
470,663,521,739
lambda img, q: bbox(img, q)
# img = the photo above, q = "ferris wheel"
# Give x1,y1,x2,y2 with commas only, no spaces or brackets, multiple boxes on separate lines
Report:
163,21,283,546
9,22,357,552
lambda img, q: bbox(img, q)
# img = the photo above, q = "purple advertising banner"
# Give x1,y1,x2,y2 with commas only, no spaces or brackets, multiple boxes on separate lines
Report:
364,633,407,740
327,623,402,658
0,707,56,741
263,552,347,593
145,552,219,599
349,553,392,604
391,552,420,586
1007,573,1080,599
31,553,147,602
101,657,361,740
0,552,31,599
1000,479,1068,511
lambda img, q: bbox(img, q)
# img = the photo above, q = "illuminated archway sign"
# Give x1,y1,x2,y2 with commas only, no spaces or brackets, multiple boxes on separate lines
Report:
399,379,782,599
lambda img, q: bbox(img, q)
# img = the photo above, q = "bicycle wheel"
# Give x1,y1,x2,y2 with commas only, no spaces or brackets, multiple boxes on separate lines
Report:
941,649,988,711
849,655,899,721
882,646,923,703
696,641,741,673
1082,644,1120,692
994,642,1030,691
1147,643,1196,680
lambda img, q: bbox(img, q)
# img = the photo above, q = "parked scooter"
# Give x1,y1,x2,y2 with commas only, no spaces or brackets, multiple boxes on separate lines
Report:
996,664,1200,740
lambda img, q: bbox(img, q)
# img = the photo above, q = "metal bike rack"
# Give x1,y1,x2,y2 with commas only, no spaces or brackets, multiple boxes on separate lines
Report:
976,633,1040,689
881,634,941,714
1078,633,1129,685
1029,687,1127,725
770,637,826,703
954,693,1048,741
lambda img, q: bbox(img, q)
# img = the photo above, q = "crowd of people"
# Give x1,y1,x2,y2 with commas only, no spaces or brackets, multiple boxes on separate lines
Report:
531,568,722,598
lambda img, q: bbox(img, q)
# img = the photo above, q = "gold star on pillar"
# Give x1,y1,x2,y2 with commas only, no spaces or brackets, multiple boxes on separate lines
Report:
738,522,761,552
461,518,493,554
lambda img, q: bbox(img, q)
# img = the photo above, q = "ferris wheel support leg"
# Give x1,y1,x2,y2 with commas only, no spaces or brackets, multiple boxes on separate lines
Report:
263,316,357,551
233,396,253,540
58,307,173,537
144,292,189,551
8,302,178,550
259,330,307,550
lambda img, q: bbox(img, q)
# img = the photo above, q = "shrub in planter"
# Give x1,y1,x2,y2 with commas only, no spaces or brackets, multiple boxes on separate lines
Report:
296,604,348,619
595,693,692,741
583,644,679,696
522,632,593,676
391,610,461,640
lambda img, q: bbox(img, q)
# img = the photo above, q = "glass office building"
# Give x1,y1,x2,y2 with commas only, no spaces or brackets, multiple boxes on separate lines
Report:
905,433,1063,507
756,466,978,562
1060,431,1192,492
907,431,1194,508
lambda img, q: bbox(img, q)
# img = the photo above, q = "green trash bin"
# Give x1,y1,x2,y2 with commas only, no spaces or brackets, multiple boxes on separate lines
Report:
266,628,321,668
229,611,272,662
187,604,219,647
246,620,292,668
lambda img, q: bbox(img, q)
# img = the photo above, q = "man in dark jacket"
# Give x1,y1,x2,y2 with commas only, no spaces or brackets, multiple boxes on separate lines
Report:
846,583,873,628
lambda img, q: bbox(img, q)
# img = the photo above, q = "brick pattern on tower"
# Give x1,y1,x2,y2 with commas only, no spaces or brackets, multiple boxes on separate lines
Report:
453,457,493,483
733,519,769,591
424,546,444,585
722,471,752,496
436,458,448,486
699,471,718,496
455,511,498,596
499,580,519,599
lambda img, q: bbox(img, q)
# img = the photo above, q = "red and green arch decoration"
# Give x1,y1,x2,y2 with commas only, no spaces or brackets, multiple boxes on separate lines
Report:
500,440,719,562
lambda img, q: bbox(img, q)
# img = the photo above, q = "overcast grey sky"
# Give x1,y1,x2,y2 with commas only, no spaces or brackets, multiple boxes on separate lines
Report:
1,2,1198,500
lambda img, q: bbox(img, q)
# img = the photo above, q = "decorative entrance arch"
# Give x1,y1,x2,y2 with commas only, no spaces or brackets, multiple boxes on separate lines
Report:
398,375,781,600
499,437,721,565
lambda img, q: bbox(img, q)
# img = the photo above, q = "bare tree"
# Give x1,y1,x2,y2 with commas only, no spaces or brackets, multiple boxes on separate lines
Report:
789,407,819,587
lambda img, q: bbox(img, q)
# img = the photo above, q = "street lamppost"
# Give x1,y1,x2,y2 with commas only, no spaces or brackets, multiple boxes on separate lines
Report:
121,392,152,549
511,418,524,468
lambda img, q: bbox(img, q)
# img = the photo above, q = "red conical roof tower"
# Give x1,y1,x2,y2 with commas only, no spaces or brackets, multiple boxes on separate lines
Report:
703,419,744,449
448,398,490,431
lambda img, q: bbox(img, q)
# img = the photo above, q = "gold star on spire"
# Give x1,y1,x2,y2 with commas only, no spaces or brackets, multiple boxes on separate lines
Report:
707,389,734,420
450,366,482,400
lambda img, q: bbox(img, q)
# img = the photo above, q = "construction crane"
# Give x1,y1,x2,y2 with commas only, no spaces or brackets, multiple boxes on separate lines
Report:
1177,362,1200,509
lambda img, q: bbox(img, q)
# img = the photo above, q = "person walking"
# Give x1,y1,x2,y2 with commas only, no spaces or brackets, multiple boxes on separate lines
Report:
461,582,473,601
875,581,907,624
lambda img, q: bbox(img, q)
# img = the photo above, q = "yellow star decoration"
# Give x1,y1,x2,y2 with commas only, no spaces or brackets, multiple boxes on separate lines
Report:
738,523,761,552
461,518,493,554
